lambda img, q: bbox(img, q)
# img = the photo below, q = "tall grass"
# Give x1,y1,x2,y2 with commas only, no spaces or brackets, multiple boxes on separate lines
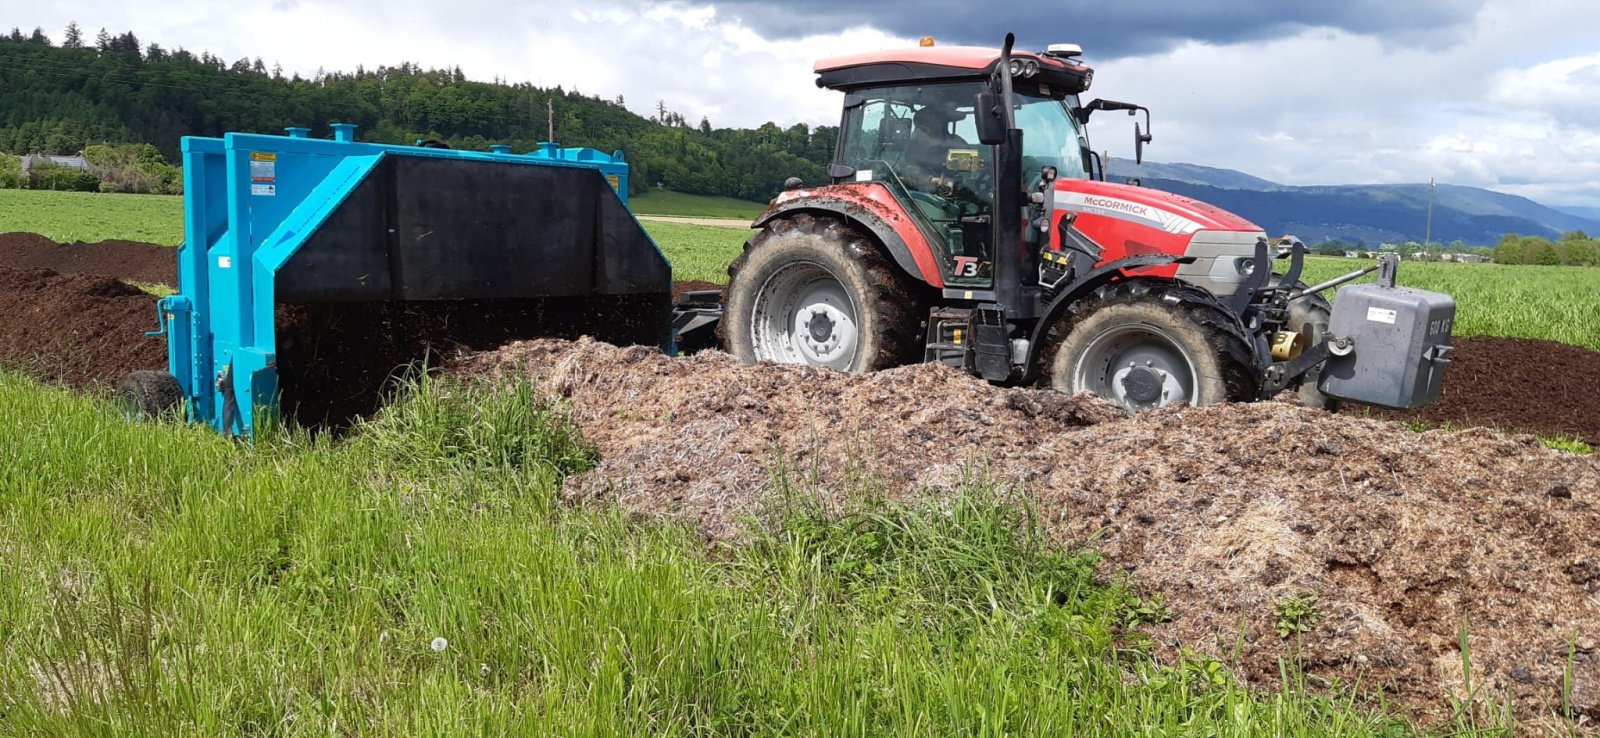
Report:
0,371,1439,735
1300,257,1600,351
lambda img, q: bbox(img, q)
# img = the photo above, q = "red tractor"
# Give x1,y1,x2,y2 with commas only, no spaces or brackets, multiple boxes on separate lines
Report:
720,35,1454,412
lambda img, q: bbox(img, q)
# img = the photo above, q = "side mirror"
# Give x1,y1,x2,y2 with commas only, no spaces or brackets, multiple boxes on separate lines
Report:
1134,121,1153,165
975,92,1007,145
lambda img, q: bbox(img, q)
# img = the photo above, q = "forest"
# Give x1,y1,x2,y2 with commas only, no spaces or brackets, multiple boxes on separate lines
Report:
0,25,836,200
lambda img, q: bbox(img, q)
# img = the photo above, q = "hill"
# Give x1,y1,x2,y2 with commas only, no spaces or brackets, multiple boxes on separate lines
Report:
1106,158,1280,190
1141,177,1600,245
1106,157,1600,245
0,29,834,202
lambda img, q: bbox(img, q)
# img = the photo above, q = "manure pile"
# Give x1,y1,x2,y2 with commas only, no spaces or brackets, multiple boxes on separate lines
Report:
464,337,1600,729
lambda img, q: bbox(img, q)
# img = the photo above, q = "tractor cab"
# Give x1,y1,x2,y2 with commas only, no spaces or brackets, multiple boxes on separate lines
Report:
818,43,1095,288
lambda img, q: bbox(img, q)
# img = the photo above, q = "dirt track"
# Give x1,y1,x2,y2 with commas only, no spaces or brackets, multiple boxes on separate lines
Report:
635,214,752,229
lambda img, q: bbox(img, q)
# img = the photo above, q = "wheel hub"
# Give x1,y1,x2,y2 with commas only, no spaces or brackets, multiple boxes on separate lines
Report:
807,309,836,342
1072,324,1202,412
748,261,860,371
795,303,854,366
1120,366,1164,404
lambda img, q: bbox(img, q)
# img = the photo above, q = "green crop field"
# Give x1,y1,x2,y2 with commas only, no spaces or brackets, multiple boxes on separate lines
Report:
630,190,766,219
1299,257,1600,352
2,189,1596,351
0,189,184,245
0,370,1447,735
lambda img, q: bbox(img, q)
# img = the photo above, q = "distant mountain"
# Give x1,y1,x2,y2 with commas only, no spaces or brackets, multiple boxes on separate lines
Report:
1554,205,1600,224
1103,159,1600,245
1141,178,1600,246
1106,158,1280,190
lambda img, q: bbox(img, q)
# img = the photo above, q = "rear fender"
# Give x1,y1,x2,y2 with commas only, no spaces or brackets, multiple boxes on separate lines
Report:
755,184,945,288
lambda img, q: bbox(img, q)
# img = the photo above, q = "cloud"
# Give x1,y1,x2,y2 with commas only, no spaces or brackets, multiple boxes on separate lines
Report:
704,0,1490,58
4,0,1600,207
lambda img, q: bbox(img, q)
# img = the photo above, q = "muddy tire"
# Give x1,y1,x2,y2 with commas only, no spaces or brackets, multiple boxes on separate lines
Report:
724,213,925,372
1050,283,1258,412
115,370,182,419
1277,278,1340,411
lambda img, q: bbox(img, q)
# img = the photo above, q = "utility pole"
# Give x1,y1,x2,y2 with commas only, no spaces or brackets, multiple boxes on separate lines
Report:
1425,177,1435,249
547,100,554,143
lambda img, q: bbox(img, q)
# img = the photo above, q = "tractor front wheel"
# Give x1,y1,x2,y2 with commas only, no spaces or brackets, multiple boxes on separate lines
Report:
1051,293,1253,412
724,214,924,372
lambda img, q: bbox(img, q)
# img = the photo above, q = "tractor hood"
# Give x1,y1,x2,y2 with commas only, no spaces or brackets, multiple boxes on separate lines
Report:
1053,179,1261,236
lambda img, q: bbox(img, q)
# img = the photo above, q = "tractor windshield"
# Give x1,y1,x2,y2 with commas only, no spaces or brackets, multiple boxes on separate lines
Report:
1013,90,1089,180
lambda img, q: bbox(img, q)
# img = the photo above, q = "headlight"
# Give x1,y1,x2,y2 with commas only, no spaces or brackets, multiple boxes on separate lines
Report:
1235,257,1257,277
1007,59,1040,78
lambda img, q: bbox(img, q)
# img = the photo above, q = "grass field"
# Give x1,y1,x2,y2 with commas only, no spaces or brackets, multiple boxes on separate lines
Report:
0,189,184,245
2,188,1596,351
630,190,766,219
0,372,1443,735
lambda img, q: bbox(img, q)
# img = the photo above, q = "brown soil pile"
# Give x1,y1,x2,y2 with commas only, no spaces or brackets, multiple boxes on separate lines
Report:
463,338,1600,731
0,232,175,286
1371,336,1600,445
0,266,166,388
672,280,723,301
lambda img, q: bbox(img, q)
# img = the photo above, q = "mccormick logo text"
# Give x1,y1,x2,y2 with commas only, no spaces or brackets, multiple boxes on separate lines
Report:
1080,196,1150,218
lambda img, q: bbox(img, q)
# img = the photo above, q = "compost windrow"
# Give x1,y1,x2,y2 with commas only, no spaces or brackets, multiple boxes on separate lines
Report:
461,337,1600,732
0,232,175,286
1368,335,1600,444
0,266,166,388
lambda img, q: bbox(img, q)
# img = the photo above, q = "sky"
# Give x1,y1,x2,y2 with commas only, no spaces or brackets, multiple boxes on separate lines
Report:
5,0,1600,208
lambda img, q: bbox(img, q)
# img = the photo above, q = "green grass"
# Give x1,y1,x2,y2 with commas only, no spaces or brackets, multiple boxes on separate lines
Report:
1299,257,1600,352
0,189,184,245
630,190,766,219
646,220,749,283
0,371,1465,736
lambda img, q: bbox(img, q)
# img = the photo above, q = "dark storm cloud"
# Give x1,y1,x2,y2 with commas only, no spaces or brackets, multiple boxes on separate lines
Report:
709,0,1488,58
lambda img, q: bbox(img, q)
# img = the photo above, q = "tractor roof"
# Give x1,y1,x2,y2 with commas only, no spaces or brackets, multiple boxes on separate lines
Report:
813,44,1093,94
814,46,1019,74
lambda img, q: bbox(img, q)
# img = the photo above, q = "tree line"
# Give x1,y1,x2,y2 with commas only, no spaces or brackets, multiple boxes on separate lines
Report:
0,25,837,201
1494,232,1600,267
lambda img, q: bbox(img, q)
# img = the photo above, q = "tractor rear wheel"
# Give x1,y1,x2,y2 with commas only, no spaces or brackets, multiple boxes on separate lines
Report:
724,214,924,372
1050,286,1257,412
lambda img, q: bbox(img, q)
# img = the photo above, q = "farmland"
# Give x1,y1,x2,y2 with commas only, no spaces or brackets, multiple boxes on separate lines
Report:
2,188,1594,350
2,187,1599,734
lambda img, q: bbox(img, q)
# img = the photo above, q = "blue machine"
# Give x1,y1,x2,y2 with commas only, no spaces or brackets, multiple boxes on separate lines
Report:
153,124,673,436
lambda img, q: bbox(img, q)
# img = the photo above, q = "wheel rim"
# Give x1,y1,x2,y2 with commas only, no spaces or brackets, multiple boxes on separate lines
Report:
1073,323,1200,411
749,261,860,371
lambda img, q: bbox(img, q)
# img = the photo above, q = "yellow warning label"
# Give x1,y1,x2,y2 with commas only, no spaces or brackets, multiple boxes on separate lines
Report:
606,174,620,191
251,151,277,162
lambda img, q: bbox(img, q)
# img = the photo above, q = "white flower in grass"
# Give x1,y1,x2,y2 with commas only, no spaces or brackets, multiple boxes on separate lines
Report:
430,637,448,652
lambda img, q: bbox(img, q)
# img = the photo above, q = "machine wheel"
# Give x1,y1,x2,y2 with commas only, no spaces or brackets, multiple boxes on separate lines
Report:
724,213,924,371
1276,278,1340,411
1050,285,1257,412
114,370,182,419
